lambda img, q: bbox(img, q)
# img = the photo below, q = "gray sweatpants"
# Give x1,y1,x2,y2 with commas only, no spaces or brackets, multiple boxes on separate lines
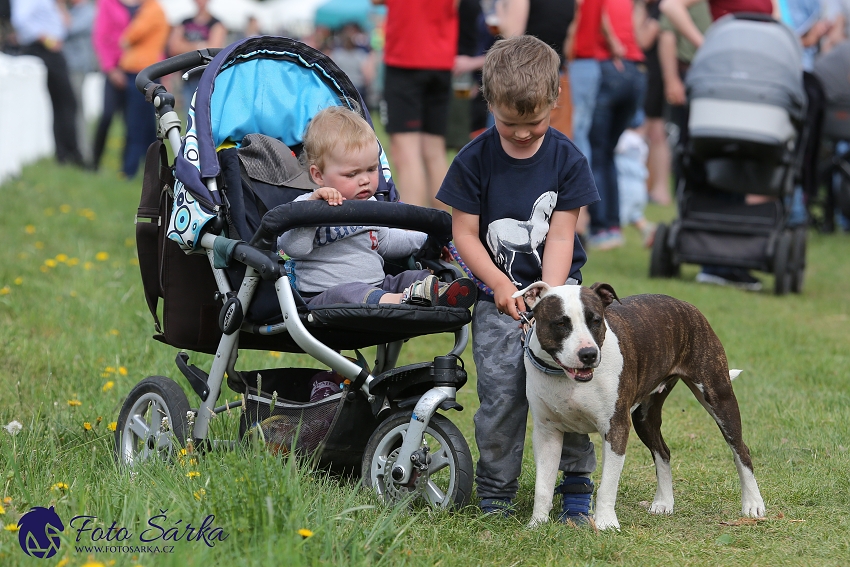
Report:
472,299,597,501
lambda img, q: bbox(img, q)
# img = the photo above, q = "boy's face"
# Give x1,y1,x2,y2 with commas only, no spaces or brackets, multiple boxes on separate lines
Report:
310,140,380,200
490,102,554,159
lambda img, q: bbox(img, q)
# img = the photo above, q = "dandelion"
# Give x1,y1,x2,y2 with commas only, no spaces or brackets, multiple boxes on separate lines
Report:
44,259,57,268
25,225,36,234
107,422,117,432
4,421,22,435
4,523,19,532
13,277,22,285
57,558,69,567
186,471,200,479
80,209,96,221
129,258,139,266
83,422,92,431
67,257,79,266
35,241,44,249
83,261,93,270
109,329,119,336
0,504,5,514
95,252,109,261
193,489,206,500
55,253,68,263
297,528,314,538
125,238,134,247
68,400,82,407
40,266,49,273
59,204,72,214
118,367,128,376
52,482,69,491
81,558,105,567
3,497,11,505
69,291,77,298
0,287,10,296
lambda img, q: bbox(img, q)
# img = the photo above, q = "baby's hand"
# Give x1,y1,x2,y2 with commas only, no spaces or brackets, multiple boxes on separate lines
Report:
310,187,345,206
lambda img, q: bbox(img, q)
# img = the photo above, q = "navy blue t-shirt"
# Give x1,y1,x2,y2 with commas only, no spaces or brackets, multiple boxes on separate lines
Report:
437,126,599,302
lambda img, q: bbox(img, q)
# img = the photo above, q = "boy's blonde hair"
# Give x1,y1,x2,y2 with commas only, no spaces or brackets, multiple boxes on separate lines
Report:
302,106,376,172
481,35,560,116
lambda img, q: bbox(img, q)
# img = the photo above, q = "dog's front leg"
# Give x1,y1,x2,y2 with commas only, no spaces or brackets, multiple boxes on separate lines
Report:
595,439,627,531
528,422,563,528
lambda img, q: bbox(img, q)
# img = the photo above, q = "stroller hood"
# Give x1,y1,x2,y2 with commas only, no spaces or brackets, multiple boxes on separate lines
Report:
813,40,850,107
686,14,806,121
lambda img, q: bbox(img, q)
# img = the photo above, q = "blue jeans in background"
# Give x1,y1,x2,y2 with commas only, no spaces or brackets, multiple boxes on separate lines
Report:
568,59,601,162
123,72,158,178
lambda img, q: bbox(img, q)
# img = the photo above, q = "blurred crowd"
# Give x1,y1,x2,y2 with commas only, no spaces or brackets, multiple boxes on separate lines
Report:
1,0,848,244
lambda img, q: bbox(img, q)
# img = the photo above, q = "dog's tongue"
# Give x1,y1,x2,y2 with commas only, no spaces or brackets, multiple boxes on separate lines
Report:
568,368,594,382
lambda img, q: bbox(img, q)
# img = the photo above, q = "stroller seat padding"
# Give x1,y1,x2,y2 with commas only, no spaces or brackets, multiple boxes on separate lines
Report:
689,99,796,145
304,303,471,335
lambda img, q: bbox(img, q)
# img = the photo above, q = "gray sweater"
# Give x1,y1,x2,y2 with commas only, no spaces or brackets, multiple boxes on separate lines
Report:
277,195,428,293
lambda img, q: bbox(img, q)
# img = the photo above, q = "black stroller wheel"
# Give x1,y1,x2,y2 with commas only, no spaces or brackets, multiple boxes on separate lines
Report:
773,231,793,296
115,376,191,466
789,227,807,294
362,412,472,510
649,223,679,278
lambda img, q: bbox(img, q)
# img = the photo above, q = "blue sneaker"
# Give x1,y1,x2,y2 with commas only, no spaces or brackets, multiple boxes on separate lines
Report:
480,497,515,517
556,475,594,524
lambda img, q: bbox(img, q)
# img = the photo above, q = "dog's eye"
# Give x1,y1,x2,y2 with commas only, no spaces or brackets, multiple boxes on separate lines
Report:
587,315,602,327
556,317,572,330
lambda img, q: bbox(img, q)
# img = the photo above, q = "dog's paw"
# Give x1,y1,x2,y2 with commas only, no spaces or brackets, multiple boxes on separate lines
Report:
742,498,766,519
527,515,550,529
649,500,674,515
593,511,621,531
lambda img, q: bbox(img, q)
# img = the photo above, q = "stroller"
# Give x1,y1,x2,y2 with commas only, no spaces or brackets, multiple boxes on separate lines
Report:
115,36,474,509
813,40,850,225
650,14,809,295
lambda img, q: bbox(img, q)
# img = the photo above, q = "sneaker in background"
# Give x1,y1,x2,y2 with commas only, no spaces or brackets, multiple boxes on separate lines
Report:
696,266,762,291
587,229,624,251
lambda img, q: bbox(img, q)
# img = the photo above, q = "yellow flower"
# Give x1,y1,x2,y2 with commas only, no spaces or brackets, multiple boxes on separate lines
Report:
44,259,57,268
0,287,9,296
186,471,200,479
104,366,115,374
109,329,119,336
81,558,106,567
107,422,117,432
83,261,93,270
0,504,5,514
102,381,114,392
52,482,69,491
96,416,102,424
25,225,36,234
67,257,79,266
59,204,72,214
193,489,206,500
95,252,109,261
13,277,22,285
35,241,44,249
129,258,139,266
125,237,134,247
55,253,68,263
269,351,281,358
179,448,188,456
69,290,77,298
118,367,128,376
297,528,314,538
40,266,49,273
68,400,82,407
57,558,70,567
4,523,19,532
2,497,11,505
83,422,92,431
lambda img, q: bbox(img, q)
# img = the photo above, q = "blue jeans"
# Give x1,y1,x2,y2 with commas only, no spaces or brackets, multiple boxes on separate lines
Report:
588,60,646,234
568,59,601,162
123,72,158,178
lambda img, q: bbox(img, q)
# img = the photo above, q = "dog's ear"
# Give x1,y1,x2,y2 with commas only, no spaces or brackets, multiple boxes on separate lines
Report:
589,282,620,307
512,281,551,309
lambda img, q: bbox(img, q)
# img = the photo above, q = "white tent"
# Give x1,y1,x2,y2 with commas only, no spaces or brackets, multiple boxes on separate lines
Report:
158,0,326,37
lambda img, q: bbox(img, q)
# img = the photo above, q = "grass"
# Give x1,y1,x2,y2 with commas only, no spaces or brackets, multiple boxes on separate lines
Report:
0,139,849,566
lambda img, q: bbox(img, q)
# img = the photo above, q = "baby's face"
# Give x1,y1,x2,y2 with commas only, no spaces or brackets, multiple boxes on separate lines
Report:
311,140,380,201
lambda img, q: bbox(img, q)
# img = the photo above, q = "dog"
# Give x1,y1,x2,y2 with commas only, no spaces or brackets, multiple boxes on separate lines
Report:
513,282,765,530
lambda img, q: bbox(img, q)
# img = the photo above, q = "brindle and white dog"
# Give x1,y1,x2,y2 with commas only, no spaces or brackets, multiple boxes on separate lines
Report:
514,282,765,530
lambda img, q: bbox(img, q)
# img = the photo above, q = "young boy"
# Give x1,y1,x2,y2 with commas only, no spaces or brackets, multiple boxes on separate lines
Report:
278,106,475,308
436,35,601,521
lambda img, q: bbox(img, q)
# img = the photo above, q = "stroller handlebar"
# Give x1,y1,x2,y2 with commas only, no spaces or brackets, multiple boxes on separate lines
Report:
135,48,222,98
249,200,455,252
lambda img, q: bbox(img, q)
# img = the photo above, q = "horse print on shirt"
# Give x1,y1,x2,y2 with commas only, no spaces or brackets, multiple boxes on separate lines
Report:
485,192,556,285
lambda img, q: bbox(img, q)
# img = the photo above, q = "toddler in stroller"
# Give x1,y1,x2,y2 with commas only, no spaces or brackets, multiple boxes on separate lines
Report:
116,36,475,509
650,13,810,295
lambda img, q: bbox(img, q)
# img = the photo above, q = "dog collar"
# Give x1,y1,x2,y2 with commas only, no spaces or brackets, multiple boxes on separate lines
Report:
524,326,566,375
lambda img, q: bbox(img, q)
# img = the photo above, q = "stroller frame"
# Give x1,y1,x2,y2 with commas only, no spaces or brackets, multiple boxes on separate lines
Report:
116,41,474,508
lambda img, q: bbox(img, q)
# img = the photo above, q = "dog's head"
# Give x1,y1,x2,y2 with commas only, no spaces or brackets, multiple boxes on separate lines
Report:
513,282,619,382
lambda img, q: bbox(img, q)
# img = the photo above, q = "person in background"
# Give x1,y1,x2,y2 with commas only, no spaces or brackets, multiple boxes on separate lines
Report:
328,23,375,107
167,0,226,112
91,0,129,172
585,0,647,250
615,126,656,245
11,0,85,166
371,0,459,209
64,0,98,166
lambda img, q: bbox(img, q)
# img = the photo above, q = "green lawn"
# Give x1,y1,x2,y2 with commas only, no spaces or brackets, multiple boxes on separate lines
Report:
0,149,849,567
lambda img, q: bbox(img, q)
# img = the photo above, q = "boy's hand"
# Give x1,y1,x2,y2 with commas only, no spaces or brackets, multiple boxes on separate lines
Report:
310,187,345,206
493,281,525,320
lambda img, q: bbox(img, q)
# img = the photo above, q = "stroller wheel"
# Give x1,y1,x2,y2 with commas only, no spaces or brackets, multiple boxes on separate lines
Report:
789,227,807,294
649,223,679,278
772,230,793,296
115,376,191,466
362,412,472,510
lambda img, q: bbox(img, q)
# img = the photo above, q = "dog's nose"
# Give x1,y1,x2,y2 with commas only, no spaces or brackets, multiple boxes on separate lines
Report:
578,347,598,366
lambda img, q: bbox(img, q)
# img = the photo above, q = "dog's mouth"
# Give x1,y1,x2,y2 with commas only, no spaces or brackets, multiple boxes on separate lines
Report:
555,360,594,382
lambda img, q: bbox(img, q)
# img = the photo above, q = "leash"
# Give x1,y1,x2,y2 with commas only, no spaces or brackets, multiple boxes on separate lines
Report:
519,313,565,376
447,242,494,296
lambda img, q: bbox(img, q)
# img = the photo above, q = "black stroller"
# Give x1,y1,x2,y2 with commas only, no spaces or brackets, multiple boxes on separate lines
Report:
115,37,474,509
650,14,809,295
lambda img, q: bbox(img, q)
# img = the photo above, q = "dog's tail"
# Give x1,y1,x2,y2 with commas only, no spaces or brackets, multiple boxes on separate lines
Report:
729,369,743,381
